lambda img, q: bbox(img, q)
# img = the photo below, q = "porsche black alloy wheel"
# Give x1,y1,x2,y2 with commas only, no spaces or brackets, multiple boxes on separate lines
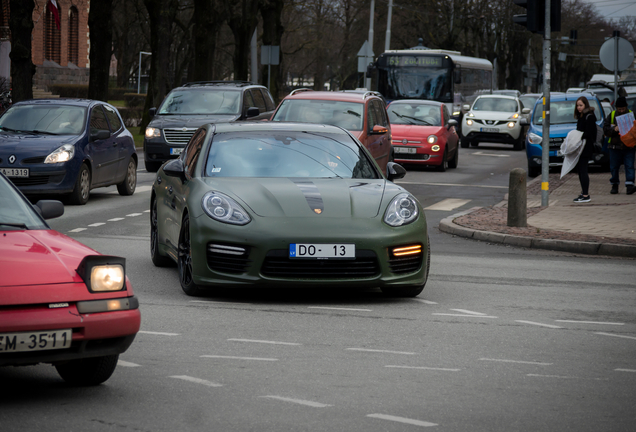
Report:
178,215,203,296
55,354,119,386
151,198,172,267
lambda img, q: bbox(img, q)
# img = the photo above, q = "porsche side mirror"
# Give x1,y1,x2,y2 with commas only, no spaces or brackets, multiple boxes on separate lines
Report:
34,200,64,220
163,158,185,178
245,107,260,118
386,162,406,181
370,125,388,135
148,107,157,117
520,118,529,126
90,129,111,142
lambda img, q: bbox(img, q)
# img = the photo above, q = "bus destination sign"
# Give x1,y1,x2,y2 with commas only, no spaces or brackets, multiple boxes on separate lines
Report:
386,56,443,67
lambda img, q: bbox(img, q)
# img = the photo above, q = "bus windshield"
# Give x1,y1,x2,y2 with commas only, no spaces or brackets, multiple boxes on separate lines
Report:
378,67,452,102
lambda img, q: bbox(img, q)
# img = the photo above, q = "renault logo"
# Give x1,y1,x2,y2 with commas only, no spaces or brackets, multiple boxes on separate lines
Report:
8,155,16,164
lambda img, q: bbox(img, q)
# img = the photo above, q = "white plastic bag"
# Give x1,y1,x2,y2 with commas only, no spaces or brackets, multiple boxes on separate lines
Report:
560,129,585,178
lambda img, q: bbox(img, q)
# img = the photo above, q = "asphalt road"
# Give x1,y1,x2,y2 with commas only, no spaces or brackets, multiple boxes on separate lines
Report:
2,147,635,432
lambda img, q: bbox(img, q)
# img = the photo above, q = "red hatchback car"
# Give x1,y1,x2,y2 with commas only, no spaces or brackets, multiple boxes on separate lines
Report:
270,90,393,173
0,173,140,385
387,100,459,171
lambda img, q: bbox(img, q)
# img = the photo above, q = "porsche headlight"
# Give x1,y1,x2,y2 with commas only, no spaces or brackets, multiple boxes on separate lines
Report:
145,127,161,139
427,135,438,144
44,144,75,163
528,132,542,144
76,255,126,292
202,191,251,225
384,193,419,227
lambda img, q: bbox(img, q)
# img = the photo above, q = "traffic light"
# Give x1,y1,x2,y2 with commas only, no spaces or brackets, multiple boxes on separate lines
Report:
513,0,561,34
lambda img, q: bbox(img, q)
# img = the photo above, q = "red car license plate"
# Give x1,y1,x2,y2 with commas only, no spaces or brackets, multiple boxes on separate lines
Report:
0,329,71,352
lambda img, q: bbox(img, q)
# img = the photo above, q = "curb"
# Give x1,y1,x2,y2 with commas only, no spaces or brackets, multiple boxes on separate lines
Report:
439,208,636,258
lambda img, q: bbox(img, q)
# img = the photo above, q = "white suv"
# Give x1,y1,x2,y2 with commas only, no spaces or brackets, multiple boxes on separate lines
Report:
460,95,530,150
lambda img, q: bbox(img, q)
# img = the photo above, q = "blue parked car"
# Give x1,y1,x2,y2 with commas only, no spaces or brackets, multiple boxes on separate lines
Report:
522,92,608,177
0,99,137,204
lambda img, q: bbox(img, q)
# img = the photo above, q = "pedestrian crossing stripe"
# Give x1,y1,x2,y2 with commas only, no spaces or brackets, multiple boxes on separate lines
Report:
424,199,471,211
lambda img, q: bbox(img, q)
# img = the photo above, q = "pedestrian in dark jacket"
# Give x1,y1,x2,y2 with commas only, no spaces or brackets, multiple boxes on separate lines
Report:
603,96,635,195
572,96,597,203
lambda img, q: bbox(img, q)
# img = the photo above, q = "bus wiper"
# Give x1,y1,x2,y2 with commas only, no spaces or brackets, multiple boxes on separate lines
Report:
0,222,28,229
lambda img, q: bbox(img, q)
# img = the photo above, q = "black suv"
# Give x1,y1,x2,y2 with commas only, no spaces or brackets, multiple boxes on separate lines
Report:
143,81,276,172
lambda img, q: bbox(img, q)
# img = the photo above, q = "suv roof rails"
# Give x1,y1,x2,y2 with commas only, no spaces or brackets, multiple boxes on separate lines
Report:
289,88,313,96
182,80,254,87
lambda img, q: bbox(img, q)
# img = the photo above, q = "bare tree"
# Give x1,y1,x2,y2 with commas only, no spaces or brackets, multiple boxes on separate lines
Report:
9,0,35,103
228,0,260,81
88,0,114,101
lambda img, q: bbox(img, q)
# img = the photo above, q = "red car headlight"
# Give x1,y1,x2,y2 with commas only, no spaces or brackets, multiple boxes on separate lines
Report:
76,255,126,292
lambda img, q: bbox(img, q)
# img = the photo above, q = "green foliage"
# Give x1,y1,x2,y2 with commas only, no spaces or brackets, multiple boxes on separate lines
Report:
49,84,89,98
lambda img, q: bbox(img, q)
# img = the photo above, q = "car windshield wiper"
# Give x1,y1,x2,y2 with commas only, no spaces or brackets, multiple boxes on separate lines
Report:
391,111,431,125
0,222,29,229
0,126,21,132
25,130,59,135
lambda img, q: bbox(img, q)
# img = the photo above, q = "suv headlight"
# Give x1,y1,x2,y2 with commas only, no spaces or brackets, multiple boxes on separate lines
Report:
528,132,542,144
145,127,161,139
202,191,251,225
384,193,419,227
44,144,75,163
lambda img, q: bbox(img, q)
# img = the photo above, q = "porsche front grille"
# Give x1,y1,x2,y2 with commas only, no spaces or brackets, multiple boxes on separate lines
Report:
388,255,423,274
261,249,379,278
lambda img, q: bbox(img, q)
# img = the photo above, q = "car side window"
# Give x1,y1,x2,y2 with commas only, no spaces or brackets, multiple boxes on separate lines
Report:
103,105,123,132
184,128,207,178
443,105,451,124
90,106,110,135
251,90,267,113
367,101,383,130
375,101,389,127
261,89,276,111
243,91,255,112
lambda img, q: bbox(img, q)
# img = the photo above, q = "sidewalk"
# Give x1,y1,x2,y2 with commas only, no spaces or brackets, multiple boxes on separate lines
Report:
439,171,636,257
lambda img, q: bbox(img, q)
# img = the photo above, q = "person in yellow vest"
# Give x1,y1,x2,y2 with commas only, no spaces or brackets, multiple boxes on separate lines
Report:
603,97,635,195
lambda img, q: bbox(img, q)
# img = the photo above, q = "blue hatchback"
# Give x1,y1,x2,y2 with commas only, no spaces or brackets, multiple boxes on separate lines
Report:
523,92,607,177
0,99,137,204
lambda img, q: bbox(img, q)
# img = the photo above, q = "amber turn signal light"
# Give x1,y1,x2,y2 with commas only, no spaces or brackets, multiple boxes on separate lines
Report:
392,245,422,257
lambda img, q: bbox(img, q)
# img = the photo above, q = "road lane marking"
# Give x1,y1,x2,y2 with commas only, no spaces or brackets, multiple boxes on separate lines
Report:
126,213,143,217
227,338,301,346
413,299,438,305
169,375,223,387
595,332,636,340
386,365,461,372
308,306,372,312
190,300,252,306
108,217,125,221
395,181,508,189
347,348,416,355
138,330,180,336
88,222,106,227
555,320,624,326
68,228,87,233
201,355,278,361
480,358,552,366
107,185,153,194
367,414,438,427
143,209,150,212
424,198,471,211
515,320,563,329
450,309,487,316
527,374,608,381
615,369,636,373
432,313,497,318
259,395,332,408
117,360,141,367
473,151,511,157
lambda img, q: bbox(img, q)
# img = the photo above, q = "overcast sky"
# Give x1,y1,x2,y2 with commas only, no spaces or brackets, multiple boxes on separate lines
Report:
582,0,636,21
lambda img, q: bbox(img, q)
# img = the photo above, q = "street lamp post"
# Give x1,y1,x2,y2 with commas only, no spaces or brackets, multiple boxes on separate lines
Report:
137,51,152,94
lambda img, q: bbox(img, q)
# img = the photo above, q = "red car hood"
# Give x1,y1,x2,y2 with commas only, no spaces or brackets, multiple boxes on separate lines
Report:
390,124,444,138
0,230,96,287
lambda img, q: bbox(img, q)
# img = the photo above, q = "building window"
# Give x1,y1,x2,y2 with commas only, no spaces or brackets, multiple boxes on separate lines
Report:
44,4,61,64
68,7,78,65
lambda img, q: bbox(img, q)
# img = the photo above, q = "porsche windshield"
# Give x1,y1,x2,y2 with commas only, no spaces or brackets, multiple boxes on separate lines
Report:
532,99,602,125
0,105,86,135
205,131,379,179
0,176,48,230
158,90,241,115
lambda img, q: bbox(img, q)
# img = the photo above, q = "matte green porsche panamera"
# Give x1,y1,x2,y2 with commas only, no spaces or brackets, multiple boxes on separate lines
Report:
150,122,430,297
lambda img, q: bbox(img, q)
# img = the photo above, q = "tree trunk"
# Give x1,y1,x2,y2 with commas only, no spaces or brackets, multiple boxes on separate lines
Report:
9,0,35,103
88,0,114,101
140,0,178,131
260,0,284,101
228,0,259,81
191,0,227,82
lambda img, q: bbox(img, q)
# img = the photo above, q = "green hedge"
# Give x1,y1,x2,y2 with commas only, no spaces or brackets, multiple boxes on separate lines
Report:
46,85,134,100
124,93,146,109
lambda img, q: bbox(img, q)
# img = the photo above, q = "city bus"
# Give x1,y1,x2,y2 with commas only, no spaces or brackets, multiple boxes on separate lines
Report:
368,47,493,122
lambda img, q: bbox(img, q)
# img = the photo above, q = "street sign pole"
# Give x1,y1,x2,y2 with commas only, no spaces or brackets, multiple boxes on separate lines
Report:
541,0,551,207
614,31,619,103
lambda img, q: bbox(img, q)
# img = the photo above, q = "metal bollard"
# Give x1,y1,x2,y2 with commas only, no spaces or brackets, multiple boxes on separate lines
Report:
507,168,527,227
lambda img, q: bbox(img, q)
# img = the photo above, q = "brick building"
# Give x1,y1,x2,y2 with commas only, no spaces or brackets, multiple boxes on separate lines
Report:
0,0,90,90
